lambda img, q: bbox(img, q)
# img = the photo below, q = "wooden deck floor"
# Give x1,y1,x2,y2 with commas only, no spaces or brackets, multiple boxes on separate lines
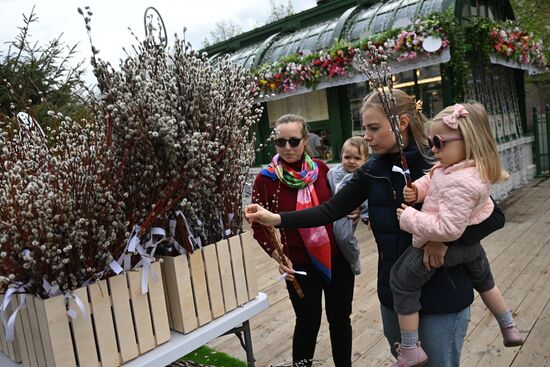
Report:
209,177,550,367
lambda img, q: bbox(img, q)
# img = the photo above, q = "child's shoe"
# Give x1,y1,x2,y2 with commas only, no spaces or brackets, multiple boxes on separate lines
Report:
391,342,428,367
501,324,524,347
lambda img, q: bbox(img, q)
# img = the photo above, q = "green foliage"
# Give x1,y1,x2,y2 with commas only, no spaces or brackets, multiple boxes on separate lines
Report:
0,7,89,122
201,19,243,48
434,10,469,102
510,0,550,82
202,1,296,48
181,345,247,367
465,16,494,62
266,0,295,23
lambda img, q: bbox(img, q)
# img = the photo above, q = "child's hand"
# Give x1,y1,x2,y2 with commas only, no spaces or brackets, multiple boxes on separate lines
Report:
423,241,448,271
346,208,360,225
396,203,408,220
361,217,371,231
403,184,418,203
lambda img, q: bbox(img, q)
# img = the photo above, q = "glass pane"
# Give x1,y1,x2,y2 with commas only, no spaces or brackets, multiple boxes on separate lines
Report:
393,69,415,86
347,6,383,42
369,2,397,34
348,81,370,136
316,20,338,50
478,0,488,17
348,17,371,42
418,82,444,118
263,20,338,63
419,0,444,16
462,0,471,19
393,0,417,22
229,44,260,67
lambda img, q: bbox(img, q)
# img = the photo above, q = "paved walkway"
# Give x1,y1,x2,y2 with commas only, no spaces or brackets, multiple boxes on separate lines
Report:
210,177,550,366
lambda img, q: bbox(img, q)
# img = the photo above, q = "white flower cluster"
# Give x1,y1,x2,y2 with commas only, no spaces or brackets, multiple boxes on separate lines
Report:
90,32,263,251
0,114,128,296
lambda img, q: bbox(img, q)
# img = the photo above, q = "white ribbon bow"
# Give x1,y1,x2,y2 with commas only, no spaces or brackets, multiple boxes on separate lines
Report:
278,270,307,282
111,224,163,294
167,218,187,255
65,292,89,322
176,210,202,250
1,283,29,342
134,227,164,294
392,165,411,185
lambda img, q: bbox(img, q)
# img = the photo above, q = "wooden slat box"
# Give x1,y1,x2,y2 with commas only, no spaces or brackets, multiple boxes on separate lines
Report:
5,261,170,367
0,293,24,364
159,232,259,334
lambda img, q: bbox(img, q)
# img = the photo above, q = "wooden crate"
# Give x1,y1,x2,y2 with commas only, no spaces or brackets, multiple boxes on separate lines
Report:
0,293,24,364
240,231,259,300
159,232,259,334
8,262,170,367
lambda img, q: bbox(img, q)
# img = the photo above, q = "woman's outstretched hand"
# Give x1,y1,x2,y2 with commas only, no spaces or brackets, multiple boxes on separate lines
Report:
244,204,282,226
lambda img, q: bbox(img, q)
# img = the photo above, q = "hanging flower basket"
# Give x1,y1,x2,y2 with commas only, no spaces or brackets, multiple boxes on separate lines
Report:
254,12,451,95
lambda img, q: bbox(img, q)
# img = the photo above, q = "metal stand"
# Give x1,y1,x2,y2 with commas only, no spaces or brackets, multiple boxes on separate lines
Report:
223,320,255,367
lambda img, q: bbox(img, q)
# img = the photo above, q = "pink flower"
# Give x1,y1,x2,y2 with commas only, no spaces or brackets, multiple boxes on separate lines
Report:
397,51,417,62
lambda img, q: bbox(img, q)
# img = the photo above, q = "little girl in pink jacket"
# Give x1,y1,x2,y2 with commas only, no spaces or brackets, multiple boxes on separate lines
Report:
390,103,523,367
400,158,494,248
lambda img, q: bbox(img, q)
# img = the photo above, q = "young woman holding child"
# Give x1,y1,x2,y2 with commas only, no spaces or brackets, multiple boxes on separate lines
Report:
392,103,522,366
246,90,506,367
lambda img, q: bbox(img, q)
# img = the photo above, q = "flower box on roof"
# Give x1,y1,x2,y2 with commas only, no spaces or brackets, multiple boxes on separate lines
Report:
254,13,453,99
488,21,547,73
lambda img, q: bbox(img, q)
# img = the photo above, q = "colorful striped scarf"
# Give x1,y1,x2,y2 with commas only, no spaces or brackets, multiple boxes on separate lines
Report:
260,153,332,282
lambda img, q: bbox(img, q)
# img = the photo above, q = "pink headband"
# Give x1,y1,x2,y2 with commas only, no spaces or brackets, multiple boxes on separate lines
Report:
443,104,469,129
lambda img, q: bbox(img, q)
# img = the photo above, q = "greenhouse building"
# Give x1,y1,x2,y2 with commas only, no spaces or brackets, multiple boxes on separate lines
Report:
203,0,547,200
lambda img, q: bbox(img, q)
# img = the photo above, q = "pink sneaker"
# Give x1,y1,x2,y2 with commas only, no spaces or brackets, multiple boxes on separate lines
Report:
501,324,524,347
391,342,428,367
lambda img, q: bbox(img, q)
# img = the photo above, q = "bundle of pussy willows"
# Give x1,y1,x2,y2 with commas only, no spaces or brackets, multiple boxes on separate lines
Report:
0,111,128,297
85,12,263,255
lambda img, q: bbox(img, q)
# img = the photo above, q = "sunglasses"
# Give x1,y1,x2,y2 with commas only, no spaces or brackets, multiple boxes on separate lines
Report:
274,136,303,148
428,134,463,150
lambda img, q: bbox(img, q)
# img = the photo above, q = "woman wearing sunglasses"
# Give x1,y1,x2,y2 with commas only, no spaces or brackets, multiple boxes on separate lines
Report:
392,103,522,366
250,114,355,367
246,92,506,367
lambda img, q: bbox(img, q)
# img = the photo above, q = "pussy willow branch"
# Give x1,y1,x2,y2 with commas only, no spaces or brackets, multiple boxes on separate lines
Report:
355,42,412,188
264,225,304,299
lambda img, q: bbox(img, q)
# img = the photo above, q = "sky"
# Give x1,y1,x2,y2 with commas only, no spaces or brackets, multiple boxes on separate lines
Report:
0,0,317,85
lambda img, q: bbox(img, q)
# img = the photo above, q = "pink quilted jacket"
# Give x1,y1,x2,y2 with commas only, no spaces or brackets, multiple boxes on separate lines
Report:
399,160,494,248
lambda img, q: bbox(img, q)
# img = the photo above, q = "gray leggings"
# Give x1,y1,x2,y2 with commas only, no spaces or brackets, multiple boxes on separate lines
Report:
390,242,495,315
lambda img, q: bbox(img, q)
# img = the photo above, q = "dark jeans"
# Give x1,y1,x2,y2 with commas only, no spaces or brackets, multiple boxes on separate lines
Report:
390,243,495,315
286,255,355,367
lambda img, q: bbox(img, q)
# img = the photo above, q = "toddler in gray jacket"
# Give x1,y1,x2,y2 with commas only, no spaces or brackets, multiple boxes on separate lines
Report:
327,136,369,275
